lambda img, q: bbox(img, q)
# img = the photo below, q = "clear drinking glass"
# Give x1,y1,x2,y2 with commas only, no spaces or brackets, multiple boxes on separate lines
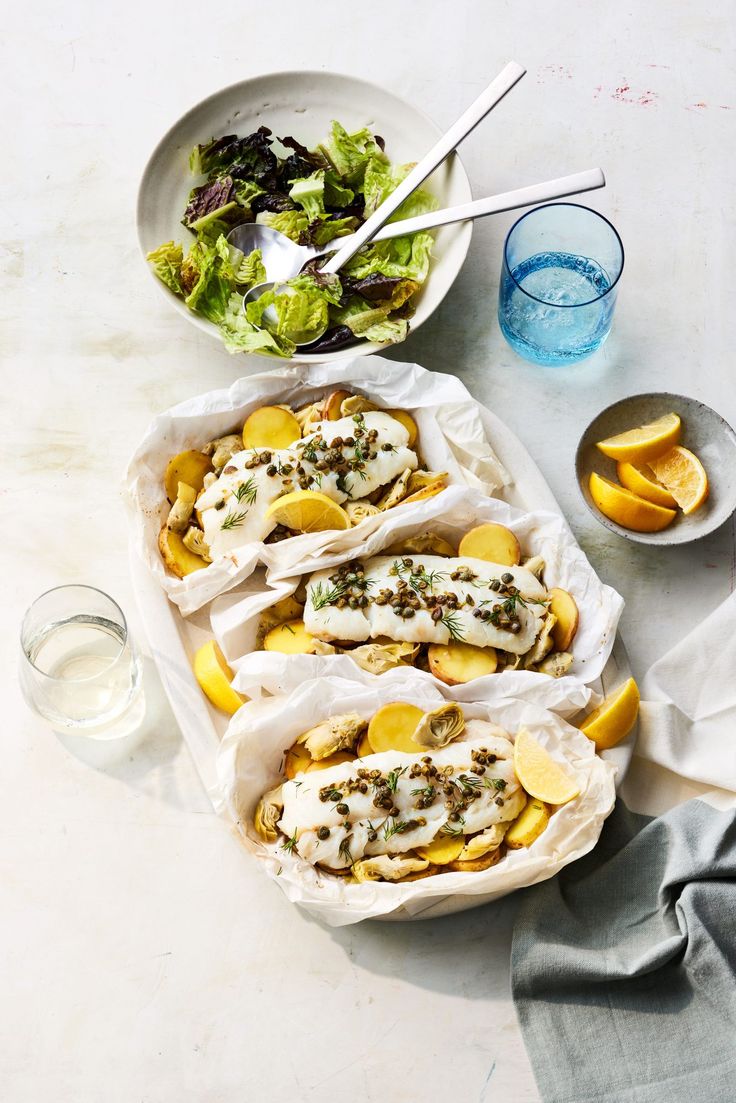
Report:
19,586,145,740
498,203,624,366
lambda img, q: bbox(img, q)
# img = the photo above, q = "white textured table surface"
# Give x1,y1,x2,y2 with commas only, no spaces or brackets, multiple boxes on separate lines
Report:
3,3,734,1100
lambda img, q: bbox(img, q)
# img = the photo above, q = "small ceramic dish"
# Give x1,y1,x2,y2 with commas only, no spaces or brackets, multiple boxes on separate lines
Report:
575,392,736,545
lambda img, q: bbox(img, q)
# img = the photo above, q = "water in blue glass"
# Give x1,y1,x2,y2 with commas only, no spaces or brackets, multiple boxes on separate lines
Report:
498,251,614,366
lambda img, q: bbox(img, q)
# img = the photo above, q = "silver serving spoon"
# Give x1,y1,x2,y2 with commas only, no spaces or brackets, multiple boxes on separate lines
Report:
231,168,606,344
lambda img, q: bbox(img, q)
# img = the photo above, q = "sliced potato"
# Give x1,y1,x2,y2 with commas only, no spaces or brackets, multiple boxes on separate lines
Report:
386,532,457,558
548,589,579,652
262,619,317,655
448,847,503,872
284,743,313,779
386,409,418,447
305,750,356,772
242,405,301,450
399,864,439,882
458,523,521,566
257,595,306,644
505,799,550,849
356,732,372,758
415,835,465,865
367,702,425,754
427,641,497,686
323,389,352,420
158,526,207,578
164,450,213,504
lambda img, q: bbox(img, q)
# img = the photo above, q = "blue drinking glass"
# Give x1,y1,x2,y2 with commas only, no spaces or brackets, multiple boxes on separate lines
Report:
498,203,624,366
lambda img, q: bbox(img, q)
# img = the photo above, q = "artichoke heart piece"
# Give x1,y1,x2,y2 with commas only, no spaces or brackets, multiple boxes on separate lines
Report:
340,395,379,417
253,784,284,843
352,854,429,883
412,703,466,749
524,612,557,669
182,526,212,562
203,434,245,472
386,531,457,558
297,712,367,760
293,401,323,434
345,501,381,526
537,651,574,678
376,467,413,511
406,470,448,495
348,640,420,675
522,555,546,579
167,482,196,533
458,823,509,862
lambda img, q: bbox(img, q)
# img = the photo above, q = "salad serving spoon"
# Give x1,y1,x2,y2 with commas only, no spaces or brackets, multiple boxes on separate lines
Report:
233,167,606,343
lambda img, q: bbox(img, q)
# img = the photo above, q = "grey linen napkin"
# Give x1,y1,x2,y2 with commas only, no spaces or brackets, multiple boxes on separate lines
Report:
512,591,736,1103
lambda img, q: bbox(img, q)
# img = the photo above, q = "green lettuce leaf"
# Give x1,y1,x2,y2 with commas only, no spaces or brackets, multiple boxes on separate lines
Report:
219,293,294,357
343,232,433,282
147,241,185,295
182,235,239,324
323,171,355,208
255,210,309,241
245,276,331,346
289,170,326,221
309,216,358,247
233,179,265,216
318,121,388,185
236,248,267,288
362,159,437,221
330,298,409,344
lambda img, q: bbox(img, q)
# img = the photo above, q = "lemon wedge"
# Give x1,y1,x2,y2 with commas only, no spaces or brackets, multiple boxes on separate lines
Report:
649,446,709,515
513,729,580,805
595,412,681,463
580,677,640,749
589,472,676,532
266,490,350,533
617,461,677,508
192,640,245,715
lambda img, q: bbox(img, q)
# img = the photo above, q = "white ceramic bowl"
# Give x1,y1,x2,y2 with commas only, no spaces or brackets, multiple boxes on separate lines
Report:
137,70,473,363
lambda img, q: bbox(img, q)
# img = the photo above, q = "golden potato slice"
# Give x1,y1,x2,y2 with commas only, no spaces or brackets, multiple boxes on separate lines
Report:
322,389,353,420
448,847,503,872
242,405,301,450
415,835,465,865
367,702,425,754
284,743,313,779
158,526,207,578
399,863,439,882
428,642,497,686
505,799,550,849
458,523,521,566
386,409,418,447
262,619,317,654
164,450,213,504
548,589,579,652
257,596,306,644
305,750,356,772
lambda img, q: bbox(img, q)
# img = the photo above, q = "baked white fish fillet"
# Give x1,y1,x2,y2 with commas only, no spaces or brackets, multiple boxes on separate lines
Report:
196,412,417,560
304,554,548,655
279,723,523,870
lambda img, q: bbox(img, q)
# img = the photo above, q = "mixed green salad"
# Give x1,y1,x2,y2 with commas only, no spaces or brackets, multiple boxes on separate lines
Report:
147,122,436,356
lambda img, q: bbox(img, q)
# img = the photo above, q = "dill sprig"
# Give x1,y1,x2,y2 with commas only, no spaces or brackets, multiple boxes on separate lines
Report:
386,766,407,792
310,579,347,612
383,817,410,842
392,558,447,594
440,816,466,837
220,509,248,531
441,609,466,642
411,784,436,798
281,832,298,853
233,475,258,505
483,776,507,792
338,833,354,866
456,773,482,795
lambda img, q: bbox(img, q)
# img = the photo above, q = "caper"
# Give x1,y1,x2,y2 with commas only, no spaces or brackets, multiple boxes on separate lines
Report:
317,826,330,840
491,580,501,591
501,572,514,584
329,792,341,802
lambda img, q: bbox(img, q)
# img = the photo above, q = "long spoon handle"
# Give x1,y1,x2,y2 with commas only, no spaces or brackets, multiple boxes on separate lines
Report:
322,61,526,275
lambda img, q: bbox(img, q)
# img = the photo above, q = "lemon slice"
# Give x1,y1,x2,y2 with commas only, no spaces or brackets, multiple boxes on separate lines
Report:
513,729,580,805
595,412,681,463
192,640,245,715
589,472,676,532
648,446,709,515
266,490,350,533
580,677,640,749
617,461,677,508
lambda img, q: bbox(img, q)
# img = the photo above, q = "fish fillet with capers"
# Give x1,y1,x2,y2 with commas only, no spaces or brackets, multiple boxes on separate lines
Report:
304,554,549,654
196,412,417,560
